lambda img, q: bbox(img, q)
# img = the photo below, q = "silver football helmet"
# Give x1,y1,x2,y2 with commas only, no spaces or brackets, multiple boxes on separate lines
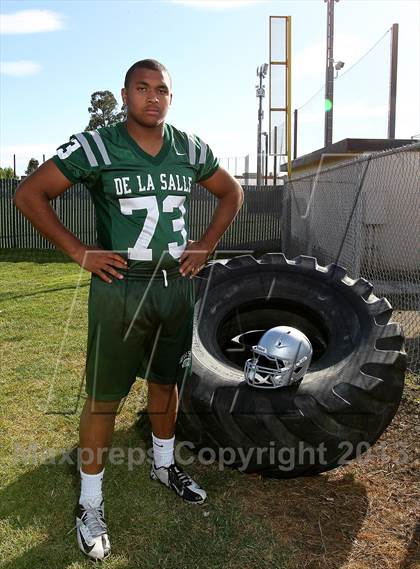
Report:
244,326,312,388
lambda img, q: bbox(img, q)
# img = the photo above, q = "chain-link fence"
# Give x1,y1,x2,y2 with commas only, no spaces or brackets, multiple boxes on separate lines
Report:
283,141,420,375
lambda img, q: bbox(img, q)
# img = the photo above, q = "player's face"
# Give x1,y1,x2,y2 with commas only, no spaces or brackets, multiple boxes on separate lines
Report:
122,68,172,128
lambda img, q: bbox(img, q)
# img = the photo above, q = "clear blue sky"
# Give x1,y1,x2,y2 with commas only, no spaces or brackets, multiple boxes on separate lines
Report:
1,0,419,175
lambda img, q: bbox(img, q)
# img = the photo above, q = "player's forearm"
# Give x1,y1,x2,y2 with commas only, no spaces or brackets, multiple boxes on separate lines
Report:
13,191,85,261
200,189,244,253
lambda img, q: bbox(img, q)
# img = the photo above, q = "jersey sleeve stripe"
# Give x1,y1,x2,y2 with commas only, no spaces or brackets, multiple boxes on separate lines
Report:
73,133,99,167
198,141,207,164
90,131,112,166
187,135,196,165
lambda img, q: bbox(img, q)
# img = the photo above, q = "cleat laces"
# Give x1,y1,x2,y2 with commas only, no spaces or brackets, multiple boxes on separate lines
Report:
169,464,195,487
80,503,107,537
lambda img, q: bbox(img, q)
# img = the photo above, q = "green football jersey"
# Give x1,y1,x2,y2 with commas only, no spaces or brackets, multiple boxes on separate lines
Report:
52,122,219,269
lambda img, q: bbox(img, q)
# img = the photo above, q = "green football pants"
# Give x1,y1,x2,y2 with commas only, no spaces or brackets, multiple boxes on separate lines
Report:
85,267,195,401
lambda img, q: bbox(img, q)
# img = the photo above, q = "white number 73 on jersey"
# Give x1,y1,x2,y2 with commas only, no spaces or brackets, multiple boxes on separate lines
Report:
119,195,187,261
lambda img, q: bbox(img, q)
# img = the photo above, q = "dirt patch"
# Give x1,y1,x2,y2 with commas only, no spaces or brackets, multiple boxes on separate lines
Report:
238,388,420,569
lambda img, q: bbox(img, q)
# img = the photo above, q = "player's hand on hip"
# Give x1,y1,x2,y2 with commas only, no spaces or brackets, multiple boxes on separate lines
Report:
179,239,212,279
73,245,128,284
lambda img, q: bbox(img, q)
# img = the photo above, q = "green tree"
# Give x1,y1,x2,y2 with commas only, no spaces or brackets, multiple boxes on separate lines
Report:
0,167,16,179
25,158,40,176
85,90,126,130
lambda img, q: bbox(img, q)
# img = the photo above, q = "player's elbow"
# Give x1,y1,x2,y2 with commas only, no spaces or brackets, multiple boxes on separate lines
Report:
13,179,33,211
224,180,244,212
231,180,244,209
237,182,244,205
13,182,26,210
13,178,41,212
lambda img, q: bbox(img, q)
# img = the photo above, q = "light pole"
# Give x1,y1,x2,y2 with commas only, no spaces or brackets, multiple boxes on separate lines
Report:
256,63,268,185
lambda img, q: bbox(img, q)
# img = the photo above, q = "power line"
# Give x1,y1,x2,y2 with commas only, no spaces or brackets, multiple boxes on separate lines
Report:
338,27,390,80
296,27,391,111
296,84,324,112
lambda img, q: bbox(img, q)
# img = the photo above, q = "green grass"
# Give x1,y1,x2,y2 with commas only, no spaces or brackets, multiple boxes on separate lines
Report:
0,256,295,569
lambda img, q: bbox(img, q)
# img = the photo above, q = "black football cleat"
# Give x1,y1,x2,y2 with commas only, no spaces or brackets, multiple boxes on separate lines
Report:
150,462,207,504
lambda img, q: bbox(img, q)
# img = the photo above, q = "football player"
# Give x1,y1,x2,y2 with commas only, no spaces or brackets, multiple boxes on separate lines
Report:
14,59,244,561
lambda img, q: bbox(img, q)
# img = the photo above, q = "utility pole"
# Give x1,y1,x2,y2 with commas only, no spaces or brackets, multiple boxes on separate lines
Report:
256,64,268,185
324,0,339,148
388,23,398,139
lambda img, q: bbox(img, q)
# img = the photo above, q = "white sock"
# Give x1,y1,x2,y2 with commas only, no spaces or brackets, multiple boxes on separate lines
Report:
79,467,104,507
152,433,175,468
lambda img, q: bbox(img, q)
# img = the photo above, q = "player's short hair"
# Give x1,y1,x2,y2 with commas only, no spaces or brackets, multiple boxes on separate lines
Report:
124,59,172,89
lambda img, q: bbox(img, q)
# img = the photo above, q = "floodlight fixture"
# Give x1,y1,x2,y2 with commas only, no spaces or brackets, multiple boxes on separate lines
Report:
257,64,269,79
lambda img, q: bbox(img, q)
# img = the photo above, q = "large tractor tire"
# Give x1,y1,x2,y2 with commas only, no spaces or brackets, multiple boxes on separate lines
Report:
176,254,407,478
